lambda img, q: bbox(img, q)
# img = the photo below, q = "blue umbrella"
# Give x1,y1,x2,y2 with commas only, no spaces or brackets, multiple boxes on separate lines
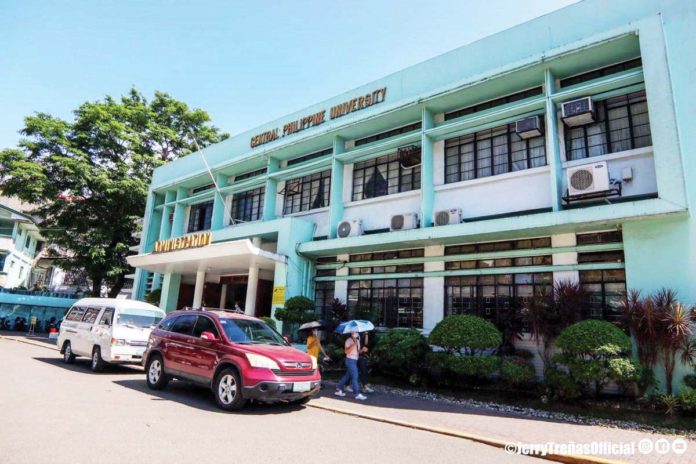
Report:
335,320,375,334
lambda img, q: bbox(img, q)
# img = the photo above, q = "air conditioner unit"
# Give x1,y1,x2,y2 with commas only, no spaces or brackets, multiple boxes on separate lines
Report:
390,213,419,231
434,208,462,226
337,219,363,238
515,116,543,139
561,97,595,127
567,161,610,196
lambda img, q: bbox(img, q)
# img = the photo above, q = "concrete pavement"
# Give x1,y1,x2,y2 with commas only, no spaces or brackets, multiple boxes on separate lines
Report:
0,337,539,464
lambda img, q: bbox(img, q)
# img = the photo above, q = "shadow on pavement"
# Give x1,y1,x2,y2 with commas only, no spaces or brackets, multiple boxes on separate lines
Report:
33,356,143,375
113,378,309,416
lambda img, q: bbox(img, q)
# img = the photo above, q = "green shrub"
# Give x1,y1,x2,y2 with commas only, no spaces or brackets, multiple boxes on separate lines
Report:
678,386,696,414
555,320,631,358
554,320,634,396
683,374,696,389
428,315,502,355
144,288,161,305
543,367,581,401
274,296,316,324
501,357,536,386
444,354,499,377
513,348,535,360
260,317,276,330
371,329,430,379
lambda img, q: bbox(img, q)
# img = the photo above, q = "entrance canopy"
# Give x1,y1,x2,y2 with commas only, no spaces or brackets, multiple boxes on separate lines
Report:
127,239,285,276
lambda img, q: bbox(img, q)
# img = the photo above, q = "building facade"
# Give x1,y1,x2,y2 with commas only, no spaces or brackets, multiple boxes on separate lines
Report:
129,0,696,386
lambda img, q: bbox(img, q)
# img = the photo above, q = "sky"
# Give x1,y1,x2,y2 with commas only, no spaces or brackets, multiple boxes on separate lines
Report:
0,0,578,150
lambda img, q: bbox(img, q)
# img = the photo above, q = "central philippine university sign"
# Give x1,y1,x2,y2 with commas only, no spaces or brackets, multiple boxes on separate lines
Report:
250,87,388,148
153,231,212,254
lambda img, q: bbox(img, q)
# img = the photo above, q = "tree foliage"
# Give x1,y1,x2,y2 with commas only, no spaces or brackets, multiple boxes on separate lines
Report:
0,89,228,296
428,315,502,355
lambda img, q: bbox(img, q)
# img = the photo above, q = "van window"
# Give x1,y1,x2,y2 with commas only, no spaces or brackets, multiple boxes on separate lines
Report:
82,307,101,324
66,307,86,321
99,308,114,326
116,308,164,329
170,315,196,335
193,316,219,338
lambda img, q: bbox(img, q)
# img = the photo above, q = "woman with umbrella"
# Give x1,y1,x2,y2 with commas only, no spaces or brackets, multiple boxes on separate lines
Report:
333,320,374,401
299,321,331,366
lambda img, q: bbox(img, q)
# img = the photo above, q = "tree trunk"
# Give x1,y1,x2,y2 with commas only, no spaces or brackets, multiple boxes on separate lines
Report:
108,273,126,298
91,277,103,297
664,351,675,395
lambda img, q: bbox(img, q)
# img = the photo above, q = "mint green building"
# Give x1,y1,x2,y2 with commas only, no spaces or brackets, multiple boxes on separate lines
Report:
129,0,696,391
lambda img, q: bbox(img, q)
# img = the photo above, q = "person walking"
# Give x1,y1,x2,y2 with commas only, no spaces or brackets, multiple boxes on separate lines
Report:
306,328,330,364
335,332,367,400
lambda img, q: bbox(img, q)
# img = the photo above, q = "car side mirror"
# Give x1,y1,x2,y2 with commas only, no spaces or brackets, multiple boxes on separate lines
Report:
201,331,217,341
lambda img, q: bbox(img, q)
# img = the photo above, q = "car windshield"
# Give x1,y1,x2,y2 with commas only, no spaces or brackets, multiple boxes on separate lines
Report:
219,318,288,346
116,308,163,329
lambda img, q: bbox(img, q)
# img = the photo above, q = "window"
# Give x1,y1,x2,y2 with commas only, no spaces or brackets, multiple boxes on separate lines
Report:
170,315,196,335
444,238,551,255
193,316,220,338
576,230,622,245
235,167,267,181
287,147,332,166
99,308,114,326
314,280,335,318
65,306,86,321
565,90,651,161
445,122,546,184
354,122,421,147
579,269,626,322
191,184,214,195
82,307,101,324
445,87,543,121
350,249,424,262
158,317,177,332
347,278,423,328
560,58,642,88
352,153,421,201
117,309,163,329
0,254,6,270
218,318,288,345
231,187,264,223
187,201,214,232
0,220,13,236
283,170,331,214
445,273,552,324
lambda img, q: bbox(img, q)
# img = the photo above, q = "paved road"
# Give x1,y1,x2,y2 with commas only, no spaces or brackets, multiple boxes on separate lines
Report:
0,338,540,464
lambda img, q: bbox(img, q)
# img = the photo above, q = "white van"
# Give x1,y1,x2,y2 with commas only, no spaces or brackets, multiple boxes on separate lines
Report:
57,298,166,372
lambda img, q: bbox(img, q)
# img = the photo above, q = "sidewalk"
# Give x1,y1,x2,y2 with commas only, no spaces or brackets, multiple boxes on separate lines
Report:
0,331,57,349
313,382,695,464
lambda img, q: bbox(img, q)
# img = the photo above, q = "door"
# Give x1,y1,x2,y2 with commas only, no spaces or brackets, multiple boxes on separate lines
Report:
94,307,114,355
166,315,197,376
76,307,101,355
61,306,86,351
187,316,222,382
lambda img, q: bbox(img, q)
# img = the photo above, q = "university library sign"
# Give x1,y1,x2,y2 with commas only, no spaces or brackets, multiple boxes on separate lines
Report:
153,231,212,254
250,87,388,148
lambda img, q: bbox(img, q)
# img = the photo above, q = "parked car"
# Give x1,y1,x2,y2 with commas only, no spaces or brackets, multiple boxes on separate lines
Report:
143,309,321,411
58,298,165,372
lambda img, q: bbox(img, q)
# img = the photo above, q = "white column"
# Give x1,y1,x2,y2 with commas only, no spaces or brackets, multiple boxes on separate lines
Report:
423,245,445,334
245,265,259,316
552,233,578,283
219,283,228,309
193,271,206,308
334,253,350,303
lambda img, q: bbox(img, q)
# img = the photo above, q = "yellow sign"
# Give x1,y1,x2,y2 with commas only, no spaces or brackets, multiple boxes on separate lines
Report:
272,286,286,305
153,231,212,254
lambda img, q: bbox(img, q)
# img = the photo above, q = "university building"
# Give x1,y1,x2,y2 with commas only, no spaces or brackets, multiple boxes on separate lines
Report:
129,0,696,355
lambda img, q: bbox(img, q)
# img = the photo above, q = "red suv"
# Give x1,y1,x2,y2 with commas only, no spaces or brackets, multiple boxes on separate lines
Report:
143,310,321,411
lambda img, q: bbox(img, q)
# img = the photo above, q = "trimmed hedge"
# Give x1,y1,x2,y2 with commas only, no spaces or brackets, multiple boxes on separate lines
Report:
427,352,499,378
501,357,536,386
274,296,316,324
555,320,631,358
428,315,502,355
372,329,430,378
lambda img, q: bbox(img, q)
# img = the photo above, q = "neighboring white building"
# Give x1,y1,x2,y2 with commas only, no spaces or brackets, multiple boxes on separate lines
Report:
0,203,42,289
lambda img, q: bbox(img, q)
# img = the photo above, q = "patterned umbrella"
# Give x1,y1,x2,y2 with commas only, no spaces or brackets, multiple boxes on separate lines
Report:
335,320,375,334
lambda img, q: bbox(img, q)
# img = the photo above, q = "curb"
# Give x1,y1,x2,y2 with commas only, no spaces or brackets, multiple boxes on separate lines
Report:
308,402,625,464
0,335,57,351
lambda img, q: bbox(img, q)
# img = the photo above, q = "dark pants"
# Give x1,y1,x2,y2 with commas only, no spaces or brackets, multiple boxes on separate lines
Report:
358,355,369,385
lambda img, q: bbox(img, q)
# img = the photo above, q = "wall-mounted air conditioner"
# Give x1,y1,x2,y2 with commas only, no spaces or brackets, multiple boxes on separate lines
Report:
434,209,462,226
567,161,610,196
390,213,419,231
515,116,543,139
561,97,595,127
337,219,363,238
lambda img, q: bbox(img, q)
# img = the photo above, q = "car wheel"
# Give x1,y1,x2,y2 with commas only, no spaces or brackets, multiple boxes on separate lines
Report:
63,341,76,364
91,346,106,372
146,354,169,390
214,368,246,411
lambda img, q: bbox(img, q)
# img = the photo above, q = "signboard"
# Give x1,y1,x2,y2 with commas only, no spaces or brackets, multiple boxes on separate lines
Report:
250,87,387,148
153,231,212,254
272,286,286,305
